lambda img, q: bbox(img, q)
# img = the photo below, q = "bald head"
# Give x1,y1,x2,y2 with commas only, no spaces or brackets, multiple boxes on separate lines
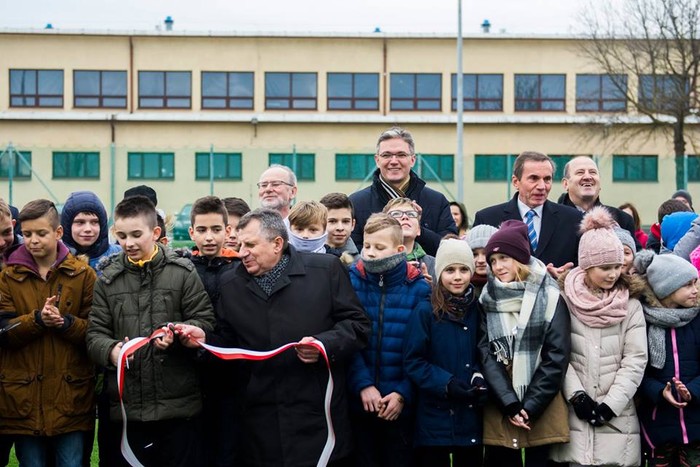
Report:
562,156,600,210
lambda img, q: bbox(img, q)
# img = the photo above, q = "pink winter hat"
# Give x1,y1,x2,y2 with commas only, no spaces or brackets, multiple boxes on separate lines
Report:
578,206,624,270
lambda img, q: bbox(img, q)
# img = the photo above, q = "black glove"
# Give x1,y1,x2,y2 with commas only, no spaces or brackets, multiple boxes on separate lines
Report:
447,378,472,401
590,402,616,427
504,401,523,417
466,385,489,406
570,391,597,423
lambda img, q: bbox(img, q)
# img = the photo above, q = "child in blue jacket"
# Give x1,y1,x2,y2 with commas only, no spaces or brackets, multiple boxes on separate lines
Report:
403,238,486,466
347,213,431,466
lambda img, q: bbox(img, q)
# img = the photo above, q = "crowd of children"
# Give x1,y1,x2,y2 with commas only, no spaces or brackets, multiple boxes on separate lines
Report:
3,175,700,467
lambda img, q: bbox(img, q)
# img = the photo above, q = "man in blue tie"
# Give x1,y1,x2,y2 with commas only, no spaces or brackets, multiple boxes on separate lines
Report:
473,151,582,278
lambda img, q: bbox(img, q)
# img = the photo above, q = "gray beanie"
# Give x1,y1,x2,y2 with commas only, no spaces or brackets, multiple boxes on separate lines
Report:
467,224,498,250
634,250,698,299
435,238,475,279
614,226,636,255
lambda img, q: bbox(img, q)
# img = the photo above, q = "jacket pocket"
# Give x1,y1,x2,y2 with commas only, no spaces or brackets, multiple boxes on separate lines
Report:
0,372,35,418
56,370,95,416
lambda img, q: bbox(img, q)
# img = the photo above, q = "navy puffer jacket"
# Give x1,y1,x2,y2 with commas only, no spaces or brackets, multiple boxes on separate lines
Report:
403,286,483,447
347,259,431,408
638,297,700,448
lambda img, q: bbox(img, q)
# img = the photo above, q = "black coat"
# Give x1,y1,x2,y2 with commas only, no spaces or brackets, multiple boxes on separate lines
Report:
557,193,642,251
478,296,571,420
208,246,371,467
473,195,582,267
349,169,457,256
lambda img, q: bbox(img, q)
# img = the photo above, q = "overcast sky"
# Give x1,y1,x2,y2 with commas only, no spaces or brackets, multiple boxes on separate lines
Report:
0,0,595,34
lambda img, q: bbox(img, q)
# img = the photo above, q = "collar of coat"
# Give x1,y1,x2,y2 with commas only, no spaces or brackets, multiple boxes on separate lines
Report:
352,258,423,286
98,243,195,283
3,241,87,281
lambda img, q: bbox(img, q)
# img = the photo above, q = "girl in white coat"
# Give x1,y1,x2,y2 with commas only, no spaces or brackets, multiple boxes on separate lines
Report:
550,207,648,467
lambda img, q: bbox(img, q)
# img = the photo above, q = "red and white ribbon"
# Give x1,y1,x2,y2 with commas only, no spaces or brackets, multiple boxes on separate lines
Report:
116,329,335,467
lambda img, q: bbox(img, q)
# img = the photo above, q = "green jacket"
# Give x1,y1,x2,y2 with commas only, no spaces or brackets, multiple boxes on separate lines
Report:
86,244,215,422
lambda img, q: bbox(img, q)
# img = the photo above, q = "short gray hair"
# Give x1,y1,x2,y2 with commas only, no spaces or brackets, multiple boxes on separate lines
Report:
237,208,289,248
512,151,555,180
266,164,297,187
376,127,415,155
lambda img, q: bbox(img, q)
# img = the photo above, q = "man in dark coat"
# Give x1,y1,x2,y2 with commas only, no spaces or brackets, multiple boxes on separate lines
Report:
557,156,641,250
176,208,371,467
473,151,582,276
349,127,457,256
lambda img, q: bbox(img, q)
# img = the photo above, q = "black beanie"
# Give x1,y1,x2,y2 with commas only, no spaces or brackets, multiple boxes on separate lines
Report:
485,220,531,266
124,185,158,206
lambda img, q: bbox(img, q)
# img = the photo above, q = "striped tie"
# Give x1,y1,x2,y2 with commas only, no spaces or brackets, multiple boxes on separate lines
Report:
525,209,538,251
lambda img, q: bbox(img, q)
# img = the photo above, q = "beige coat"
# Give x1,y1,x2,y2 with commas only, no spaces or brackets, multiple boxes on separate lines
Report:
550,296,648,466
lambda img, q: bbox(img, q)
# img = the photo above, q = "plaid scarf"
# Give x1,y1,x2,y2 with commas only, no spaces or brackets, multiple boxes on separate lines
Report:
479,257,560,401
253,254,290,296
643,303,700,369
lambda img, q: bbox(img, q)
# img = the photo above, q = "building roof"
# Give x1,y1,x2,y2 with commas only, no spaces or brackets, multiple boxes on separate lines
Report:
0,27,583,40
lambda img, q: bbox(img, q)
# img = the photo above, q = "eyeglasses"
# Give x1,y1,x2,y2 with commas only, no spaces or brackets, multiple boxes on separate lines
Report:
387,210,419,219
378,152,412,160
256,180,294,190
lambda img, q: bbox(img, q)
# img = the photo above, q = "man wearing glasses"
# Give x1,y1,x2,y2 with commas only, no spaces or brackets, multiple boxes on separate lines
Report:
257,164,298,220
349,127,457,256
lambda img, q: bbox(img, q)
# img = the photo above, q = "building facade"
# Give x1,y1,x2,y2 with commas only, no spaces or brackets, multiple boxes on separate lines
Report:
0,28,695,224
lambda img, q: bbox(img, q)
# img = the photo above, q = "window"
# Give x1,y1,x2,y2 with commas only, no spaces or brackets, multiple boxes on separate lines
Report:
613,155,658,182
688,155,700,182
53,152,100,179
138,71,191,109
201,72,254,109
474,154,516,181
128,152,174,179
335,154,375,180
550,154,575,182
269,153,315,180
638,74,688,113
576,74,627,112
417,154,454,181
74,71,127,108
0,151,31,179
327,73,379,110
10,69,63,107
195,152,242,180
390,73,441,110
265,73,317,110
451,74,503,111
515,74,566,111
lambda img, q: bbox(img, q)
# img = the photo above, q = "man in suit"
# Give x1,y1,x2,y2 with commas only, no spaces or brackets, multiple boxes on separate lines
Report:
473,151,582,277
558,155,641,250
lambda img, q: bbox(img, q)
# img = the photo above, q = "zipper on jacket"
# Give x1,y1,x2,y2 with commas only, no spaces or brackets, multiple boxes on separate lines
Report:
374,275,386,385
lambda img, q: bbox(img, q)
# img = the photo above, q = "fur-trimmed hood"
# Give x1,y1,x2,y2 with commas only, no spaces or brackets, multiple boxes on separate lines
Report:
558,268,646,300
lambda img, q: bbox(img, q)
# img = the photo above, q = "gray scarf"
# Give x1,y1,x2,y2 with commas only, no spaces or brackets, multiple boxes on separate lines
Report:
479,257,560,401
362,252,406,274
643,304,700,369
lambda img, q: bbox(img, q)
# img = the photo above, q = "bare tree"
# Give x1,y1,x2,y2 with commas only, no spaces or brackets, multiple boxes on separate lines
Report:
579,0,700,188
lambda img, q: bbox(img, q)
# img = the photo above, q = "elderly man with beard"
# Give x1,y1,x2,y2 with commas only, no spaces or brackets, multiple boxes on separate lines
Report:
558,156,640,250
257,164,298,221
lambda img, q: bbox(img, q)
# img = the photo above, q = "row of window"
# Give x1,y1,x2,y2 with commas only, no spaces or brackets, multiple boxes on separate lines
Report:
8,69,684,112
1,151,682,183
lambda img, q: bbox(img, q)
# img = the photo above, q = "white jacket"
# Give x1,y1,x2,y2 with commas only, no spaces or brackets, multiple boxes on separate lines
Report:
550,297,648,466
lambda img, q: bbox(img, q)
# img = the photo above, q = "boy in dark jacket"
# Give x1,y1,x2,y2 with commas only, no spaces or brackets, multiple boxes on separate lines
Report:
347,213,431,466
181,195,241,467
0,199,97,466
320,192,360,265
86,195,215,467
